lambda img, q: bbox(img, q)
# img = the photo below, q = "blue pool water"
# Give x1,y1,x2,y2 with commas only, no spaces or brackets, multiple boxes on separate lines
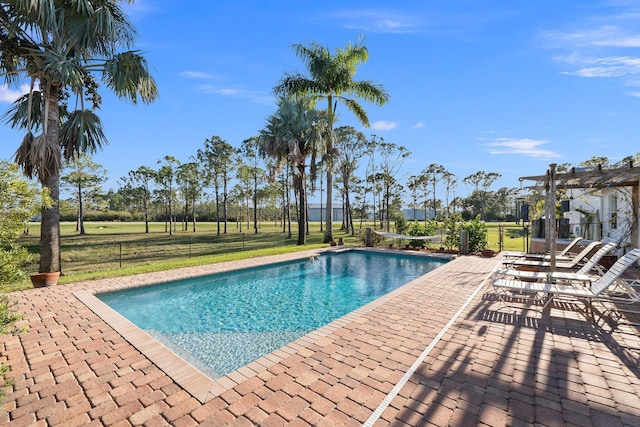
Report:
99,250,446,378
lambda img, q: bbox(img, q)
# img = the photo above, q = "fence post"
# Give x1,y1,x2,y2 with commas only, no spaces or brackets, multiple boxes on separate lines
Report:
119,242,122,268
242,233,245,251
460,231,469,255
189,236,192,258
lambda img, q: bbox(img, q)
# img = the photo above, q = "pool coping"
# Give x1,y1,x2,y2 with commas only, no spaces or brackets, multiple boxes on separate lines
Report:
74,247,454,403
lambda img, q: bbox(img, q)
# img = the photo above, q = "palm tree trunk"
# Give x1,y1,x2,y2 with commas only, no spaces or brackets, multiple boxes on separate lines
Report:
296,165,306,245
223,175,228,234
40,170,61,273
39,84,62,273
324,168,333,242
168,181,173,236
253,174,258,234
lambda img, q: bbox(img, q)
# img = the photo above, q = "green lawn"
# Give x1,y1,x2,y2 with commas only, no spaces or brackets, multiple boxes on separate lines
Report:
7,221,364,292
6,220,530,293
485,222,531,252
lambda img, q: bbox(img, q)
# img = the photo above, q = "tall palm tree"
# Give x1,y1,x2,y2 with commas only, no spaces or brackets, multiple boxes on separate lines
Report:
0,1,158,274
274,38,389,243
261,95,327,245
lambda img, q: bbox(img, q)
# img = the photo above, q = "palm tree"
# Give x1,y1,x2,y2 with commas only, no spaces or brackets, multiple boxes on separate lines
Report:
261,95,327,245
0,1,158,274
274,38,389,243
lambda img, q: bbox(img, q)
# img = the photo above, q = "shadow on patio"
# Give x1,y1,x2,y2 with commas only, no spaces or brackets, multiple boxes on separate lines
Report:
393,290,640,426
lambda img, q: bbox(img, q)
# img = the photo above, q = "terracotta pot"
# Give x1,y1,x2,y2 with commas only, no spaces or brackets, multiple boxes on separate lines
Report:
30,272,60,288
481,249,496,257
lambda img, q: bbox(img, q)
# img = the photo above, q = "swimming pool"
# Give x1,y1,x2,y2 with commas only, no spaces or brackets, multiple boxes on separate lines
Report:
98,250,447,378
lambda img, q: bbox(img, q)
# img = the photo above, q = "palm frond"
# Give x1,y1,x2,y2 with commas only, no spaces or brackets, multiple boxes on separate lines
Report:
14,131,35,178
341,98,370,127
102,51,159,104
14,132,61,182
41,52,86,89
69,0,136,54
2,91,43,131
352,80,390,106
59,109,107,160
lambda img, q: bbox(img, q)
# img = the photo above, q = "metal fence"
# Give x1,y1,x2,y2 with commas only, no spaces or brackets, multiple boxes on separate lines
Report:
54,232,296,275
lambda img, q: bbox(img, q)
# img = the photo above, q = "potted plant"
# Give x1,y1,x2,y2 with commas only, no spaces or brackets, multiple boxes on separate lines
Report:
30,272,61,288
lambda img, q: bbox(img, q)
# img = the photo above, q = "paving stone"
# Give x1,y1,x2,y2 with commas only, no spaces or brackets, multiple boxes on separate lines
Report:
4,252,640,426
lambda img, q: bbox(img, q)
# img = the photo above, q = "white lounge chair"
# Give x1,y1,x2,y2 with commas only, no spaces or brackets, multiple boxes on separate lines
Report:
502,241,603,271
492,248,640,310
503,236,583,261
494,242,617,284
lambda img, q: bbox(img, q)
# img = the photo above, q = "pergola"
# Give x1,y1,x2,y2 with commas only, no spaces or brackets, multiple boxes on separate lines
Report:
519,161,640,270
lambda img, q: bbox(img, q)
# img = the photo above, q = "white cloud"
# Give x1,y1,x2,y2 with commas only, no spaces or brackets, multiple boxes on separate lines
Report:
543,25,640,48
180,71,217,80
332,10,419,33
486,138,561,159
0,84,30,103
561,56,640,78
412,121,425,129
540,11,640,95
197,84,274,105
371,120,399,131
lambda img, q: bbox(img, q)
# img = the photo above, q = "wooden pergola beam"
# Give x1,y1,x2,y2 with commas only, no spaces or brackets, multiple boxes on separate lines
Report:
520,161,640,250
520,162,640,190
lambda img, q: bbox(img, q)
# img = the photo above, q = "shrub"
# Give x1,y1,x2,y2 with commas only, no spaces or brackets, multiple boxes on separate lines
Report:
394,215,408,234
442,214,488,252
0,161,44,286
406,220,435,249
461,215,488,252
443,213,463,250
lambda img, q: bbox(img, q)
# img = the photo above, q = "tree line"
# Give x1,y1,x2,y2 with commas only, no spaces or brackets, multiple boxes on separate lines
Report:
0,2,518,277
60,134,517,244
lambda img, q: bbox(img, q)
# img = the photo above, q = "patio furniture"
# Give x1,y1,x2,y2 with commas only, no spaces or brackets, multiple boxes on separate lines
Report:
492,248,640,310
494,242,617,283
503,236,583,261
502,241,603,271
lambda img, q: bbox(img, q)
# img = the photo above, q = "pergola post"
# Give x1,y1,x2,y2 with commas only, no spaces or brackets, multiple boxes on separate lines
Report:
633,180,639,250
548,164,557,270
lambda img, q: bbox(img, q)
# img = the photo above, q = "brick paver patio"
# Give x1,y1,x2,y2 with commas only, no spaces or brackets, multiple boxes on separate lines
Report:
1,249,640,426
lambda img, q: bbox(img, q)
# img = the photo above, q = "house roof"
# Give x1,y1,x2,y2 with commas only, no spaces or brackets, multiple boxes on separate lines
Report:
519,161,640,190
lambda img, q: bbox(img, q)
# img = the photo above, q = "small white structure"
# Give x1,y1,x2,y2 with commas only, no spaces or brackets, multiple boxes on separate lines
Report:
307,203,344,222
403,208,435,221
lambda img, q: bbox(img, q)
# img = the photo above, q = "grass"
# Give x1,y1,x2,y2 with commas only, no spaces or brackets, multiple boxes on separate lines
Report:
5,220,530,293
486,222,531,252
6,221,364,293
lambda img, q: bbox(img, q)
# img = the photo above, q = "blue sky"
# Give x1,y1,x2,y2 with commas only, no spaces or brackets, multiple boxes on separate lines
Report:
1,0,640,201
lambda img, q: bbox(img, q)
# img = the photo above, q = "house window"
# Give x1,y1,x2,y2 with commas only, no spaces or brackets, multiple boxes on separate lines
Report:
610,195,618,230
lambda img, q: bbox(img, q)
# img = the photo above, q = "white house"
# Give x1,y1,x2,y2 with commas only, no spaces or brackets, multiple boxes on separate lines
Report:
564,187,633,249
521,161,640,252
